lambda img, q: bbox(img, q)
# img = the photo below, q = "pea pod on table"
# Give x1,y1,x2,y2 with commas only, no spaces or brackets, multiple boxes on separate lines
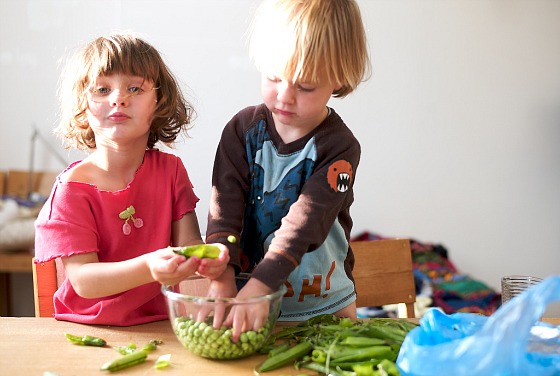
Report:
257,314,418,374
65,333,107,347
113,343,136,355
101,350,148,372
257,341,313,372
141,339,163,352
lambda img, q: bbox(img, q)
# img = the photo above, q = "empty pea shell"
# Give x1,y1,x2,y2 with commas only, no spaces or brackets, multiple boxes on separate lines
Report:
171,244,220,259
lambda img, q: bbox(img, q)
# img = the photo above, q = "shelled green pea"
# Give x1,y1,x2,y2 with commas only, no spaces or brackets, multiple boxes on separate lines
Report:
173,317,270,359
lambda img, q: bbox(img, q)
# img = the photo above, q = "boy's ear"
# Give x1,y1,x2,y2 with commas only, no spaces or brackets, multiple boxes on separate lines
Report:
333,83,344,94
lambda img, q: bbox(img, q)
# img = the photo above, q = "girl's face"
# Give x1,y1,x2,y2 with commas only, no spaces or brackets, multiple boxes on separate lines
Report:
86,74,157,149
261,71,341,140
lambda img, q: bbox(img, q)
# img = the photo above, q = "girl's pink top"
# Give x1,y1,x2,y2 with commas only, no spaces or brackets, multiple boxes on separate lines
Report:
34,150,199,326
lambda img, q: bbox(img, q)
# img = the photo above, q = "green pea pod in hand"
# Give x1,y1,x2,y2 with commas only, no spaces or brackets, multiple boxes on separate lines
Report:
65,333,107,347
171,244,220,259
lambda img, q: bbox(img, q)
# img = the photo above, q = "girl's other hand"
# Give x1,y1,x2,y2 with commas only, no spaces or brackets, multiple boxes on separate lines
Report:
196,243,230,280
146,247,200,286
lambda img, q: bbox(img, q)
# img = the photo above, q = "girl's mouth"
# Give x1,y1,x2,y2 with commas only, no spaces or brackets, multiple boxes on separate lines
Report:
108,112,130,122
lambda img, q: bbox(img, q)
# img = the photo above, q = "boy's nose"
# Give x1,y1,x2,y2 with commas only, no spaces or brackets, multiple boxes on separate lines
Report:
276,81,295,104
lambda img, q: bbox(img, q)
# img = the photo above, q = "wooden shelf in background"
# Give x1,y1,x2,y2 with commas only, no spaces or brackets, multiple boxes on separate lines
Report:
0,251,34,316
0,252,33,273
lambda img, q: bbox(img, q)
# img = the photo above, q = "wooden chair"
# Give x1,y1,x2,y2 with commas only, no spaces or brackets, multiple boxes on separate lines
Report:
351,238,416,318
32,257,64,317
32,239,417,319
1,170,58,316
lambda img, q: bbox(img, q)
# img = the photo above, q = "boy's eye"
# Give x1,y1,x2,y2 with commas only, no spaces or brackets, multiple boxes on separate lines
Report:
297,84,315,92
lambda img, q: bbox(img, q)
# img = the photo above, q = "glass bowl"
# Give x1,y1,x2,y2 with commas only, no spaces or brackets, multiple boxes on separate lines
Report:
162,275,286,359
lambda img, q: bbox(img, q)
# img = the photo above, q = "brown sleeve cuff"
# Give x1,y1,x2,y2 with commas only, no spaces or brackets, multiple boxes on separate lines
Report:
250,249,297,291
206,232,241,274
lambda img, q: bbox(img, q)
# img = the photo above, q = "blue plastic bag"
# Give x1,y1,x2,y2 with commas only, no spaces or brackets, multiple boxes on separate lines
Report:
397,275,560,375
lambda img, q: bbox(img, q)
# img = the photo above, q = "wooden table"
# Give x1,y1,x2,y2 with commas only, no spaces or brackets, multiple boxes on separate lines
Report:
1,317,558,375
0,317,307,375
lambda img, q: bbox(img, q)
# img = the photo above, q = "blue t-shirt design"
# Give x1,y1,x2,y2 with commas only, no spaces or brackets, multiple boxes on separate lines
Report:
242,119,315,270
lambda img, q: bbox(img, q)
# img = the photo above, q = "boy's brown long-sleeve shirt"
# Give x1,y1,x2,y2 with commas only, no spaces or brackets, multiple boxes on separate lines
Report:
206,104,360,320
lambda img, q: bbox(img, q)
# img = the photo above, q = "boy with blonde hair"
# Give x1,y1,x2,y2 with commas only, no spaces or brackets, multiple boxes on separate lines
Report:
206,0,370,340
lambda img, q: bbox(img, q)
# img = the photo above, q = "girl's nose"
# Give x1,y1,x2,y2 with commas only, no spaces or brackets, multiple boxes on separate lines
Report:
276,81,295,104
109,91,128,107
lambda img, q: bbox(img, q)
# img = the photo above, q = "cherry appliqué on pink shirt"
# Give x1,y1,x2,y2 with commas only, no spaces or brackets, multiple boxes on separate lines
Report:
119,205,144,235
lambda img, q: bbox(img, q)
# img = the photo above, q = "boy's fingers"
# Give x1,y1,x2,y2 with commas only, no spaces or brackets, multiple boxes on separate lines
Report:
212,303,227,329
231,308,248,343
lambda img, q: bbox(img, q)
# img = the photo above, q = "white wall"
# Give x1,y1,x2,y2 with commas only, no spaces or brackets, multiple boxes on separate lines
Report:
1,1,559,299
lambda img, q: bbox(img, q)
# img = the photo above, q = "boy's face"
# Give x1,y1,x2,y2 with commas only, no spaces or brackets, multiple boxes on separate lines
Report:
261,71,341,139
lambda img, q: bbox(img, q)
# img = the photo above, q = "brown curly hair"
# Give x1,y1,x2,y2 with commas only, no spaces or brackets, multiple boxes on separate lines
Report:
56,32,195,150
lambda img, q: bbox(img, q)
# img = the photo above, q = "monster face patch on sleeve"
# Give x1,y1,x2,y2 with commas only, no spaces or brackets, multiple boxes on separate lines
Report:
327,160,353,193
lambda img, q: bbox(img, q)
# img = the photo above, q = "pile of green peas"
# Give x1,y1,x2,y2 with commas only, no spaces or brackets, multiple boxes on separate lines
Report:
173,317,271,359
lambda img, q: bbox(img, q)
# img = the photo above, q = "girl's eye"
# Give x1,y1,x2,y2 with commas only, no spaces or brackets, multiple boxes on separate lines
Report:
128,86,143,95
93,87,111,96
267,75,281,83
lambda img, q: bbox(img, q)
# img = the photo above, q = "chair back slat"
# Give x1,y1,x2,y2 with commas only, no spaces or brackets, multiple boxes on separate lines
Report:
351,239,416,318
32,257,57,317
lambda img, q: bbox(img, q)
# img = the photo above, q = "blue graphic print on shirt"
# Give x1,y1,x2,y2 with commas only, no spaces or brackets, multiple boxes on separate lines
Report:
242,119,315,270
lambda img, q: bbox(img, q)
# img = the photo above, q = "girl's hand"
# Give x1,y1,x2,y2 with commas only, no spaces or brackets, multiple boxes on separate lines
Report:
146,248,200,286
195,243,230,280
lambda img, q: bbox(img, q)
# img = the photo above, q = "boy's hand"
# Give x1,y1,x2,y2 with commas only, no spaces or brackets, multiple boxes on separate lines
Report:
203,266,237,329
224,278,274,342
